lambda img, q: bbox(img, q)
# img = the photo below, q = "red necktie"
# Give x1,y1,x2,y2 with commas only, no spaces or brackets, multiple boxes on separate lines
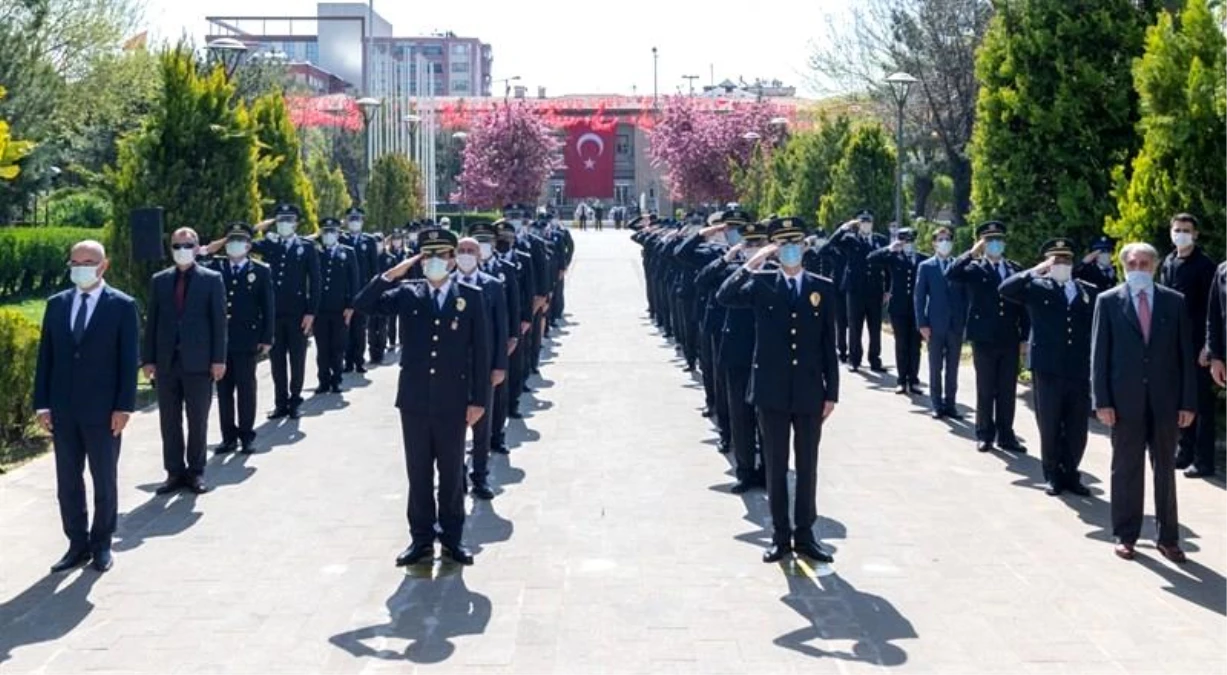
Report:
1138,289,1151,343
174,271,186,315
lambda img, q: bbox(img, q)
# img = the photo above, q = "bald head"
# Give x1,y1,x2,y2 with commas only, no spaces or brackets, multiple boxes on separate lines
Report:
456,237,481,256
70,239,106,262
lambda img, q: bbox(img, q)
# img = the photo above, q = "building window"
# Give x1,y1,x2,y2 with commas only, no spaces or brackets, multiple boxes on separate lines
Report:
450,61,469,73
614,183,630,205
616,133,631,156
551,182,565,206
306,42,318,63
422,45,443,56
452,43,470,55
451,80,469,93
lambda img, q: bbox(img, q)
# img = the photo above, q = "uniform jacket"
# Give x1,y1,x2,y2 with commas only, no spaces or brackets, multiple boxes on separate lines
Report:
1091,283,1197,420
716,267,840,414
484,256,523,347
999,271,1099,380
252,236,321,318
34,284,140,425
867,248,928,317
828,228,889,296
316,244,361,314
340,231,380,283
354,277,491,415
455,268,509,372
143,265,227,373
946,253,1029,345
209,258,274,353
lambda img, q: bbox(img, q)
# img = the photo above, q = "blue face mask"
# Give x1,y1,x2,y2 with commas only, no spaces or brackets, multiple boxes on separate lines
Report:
1126,270,1154,291
725,229,742,247
986,240,1006,258
778,243,804,267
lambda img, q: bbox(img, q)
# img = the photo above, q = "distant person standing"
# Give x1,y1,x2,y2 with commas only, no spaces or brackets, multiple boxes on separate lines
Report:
828,211,888,373
1207,261,1226,388
914,226,967,419
867,228,926,394
575,203,588,231
144,227,227,496
340,207,379,374
594,202,605,231
1091,242,1197,563
313,218,360,394
34,240,139,573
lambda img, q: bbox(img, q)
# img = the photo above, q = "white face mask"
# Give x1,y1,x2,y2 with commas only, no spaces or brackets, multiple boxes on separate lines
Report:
321,232,339,247
423,257,450,281
935,240,953,256
172,248,197,266
225,241,249,259
858,222,873,235
1097,252,1112,267
1049,263,1072,283
456,253,479,274
348,220,363,233
479,243,493,260
276,221,296,237
902,243,915,254
70,265,100,289
1171,231,1194,248
1126,269,1154,290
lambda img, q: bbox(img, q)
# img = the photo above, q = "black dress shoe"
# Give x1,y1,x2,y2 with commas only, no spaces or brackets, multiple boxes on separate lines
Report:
717,440,730,454
509,410,524,419
470,482,495,500
214,441,237,454
1174,453,1194,470
869,363,887,373
491,445,510,455
1184,467,1215,479
908,385,924,395
50,549,91,573
91,549,113,573
239,441,256,455
730,481,754,494
288,406,301,419
944,408,965,420
395,542,435,567
700,407,714,417
314,384,330,395
267,407,290,420
894,385,907,395
155,476,184,495
849,365,860,373
442,545,475,566
355,364,367,374
343,364,355,373
762,543,791,563
999,439,1027,453
1043,482,1063,496
977,441,994,453
1065,482,1091,496
186,477,211,494
330,384,344,394
931,409,946,419
794,540,834,563
838,353,848,363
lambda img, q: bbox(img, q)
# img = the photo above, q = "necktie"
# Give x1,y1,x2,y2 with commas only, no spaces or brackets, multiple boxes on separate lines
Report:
1138,289,1152,343
432,288,441,311
941,258,949,274
174,270,186,315
72,293,89,343
789,278,799,298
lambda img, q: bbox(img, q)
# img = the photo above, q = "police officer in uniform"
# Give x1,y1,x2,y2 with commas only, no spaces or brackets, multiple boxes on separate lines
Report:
1074,235,1117,293
210,224,274,454
677,211,733,420
717,217,839,563
829,210,888,372
804,229,849,362
947,221,1029,453
314,218,360,394
371,229,407,361
354,226,490,567
1000,238,1099,496
475,221,523,456
867,228,927,394
340,207,378,373
251,203,321,419
494,219,535,422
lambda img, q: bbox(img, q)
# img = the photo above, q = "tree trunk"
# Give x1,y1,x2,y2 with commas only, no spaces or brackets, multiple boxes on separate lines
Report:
949,154,972,227
912,173,934,220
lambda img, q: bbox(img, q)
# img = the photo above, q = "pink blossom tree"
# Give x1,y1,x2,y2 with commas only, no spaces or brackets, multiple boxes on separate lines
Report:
647,96,788,206
453,102,561,209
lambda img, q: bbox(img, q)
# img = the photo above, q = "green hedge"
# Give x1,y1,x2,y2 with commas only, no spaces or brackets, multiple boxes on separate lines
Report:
0,226,99,298
0,309,39,443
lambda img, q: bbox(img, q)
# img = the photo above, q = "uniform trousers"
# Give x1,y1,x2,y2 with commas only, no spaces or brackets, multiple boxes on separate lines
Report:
491,360,513,451
53,416,120,553
971,342,1020,444
314,312,348,387
698,326,717,410
217,350,258,445
890,311,922,384
833,291,849,359
156,358,213,479
470,382,497,482
725,366,761,483
368,315,387,362
344,312,368,368
756,408,822,545
270,314,307,408
846,291,883,367
400,409,467,548
1032,372,1089,487
1110,403,1179,545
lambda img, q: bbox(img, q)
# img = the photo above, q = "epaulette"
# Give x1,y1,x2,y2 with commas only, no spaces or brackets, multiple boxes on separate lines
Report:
456,279,482,292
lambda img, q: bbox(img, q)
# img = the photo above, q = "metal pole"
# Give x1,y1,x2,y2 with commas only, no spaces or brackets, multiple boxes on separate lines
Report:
652,47,658,108
894,98,904,229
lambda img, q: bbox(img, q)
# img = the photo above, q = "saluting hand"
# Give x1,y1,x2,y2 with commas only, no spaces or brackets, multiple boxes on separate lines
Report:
723,242,745,263
1082,251,1099,264
1033,257,1055,275
970,237,987,258
385,254,421,281
699,223,726,238
888,239,905,253
343,308,354,326
745,243,778,270
301,314,314,335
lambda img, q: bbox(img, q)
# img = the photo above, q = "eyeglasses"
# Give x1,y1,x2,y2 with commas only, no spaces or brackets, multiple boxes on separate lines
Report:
170,243,197,251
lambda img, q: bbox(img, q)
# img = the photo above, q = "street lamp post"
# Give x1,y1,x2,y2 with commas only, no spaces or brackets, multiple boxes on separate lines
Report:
205,37,249,81
43,166,62,226
885,71,918,230
682,75,698,95
403,114,421,167
496,76,522,103
652,47,659,108
356,96,382,205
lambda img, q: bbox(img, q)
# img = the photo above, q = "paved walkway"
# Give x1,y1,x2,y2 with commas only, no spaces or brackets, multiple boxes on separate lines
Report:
0,230,1223,674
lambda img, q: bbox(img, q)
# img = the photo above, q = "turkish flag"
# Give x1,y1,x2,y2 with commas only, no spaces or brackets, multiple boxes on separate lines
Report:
564,122,615,199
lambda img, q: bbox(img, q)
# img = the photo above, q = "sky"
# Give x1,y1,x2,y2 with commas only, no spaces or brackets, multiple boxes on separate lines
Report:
142,0,851,97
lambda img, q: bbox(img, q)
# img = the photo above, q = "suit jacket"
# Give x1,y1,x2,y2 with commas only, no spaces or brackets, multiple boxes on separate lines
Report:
143,265,227,373
252,237,321,318
716,268,840,414
455,269,509,372
999,272,1099,380
946,253,1029,345
914,256,967,337
828,228,888,296
209,258,275,353
867,248,928,316
317,244,361,314
354,277,490,414
1208,262,1227,360
34,284,140,425
1091,284,1197,420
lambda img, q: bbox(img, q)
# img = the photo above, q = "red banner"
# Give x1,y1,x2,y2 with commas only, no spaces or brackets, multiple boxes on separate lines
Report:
563,122,615,199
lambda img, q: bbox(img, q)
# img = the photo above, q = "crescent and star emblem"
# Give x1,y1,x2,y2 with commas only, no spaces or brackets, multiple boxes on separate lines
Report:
576,132,605,171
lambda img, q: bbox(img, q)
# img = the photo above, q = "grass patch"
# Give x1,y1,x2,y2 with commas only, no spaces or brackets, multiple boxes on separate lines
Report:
0,428,50,474
4,296,48,325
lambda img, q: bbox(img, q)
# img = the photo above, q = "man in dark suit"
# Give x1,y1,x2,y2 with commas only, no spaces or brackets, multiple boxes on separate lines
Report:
828,210,888,372
1092,242,1197,563
1159,213,1220,478
1000,238,1100,496
35,239,139,573
914,226,967,418
454,230,509,500
209,224,274,454
868,228,927,394
143,227,227,496
341,207,379,373
353,227,490,567
251,203,321,419
314,218,360,394
1208,261,1226,388
717,217,840,565
947,221,1029,453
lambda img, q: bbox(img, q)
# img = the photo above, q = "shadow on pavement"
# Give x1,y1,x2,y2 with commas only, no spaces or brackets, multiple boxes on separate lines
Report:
774,572,916,666
0,570,100,664
467,500,513,554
